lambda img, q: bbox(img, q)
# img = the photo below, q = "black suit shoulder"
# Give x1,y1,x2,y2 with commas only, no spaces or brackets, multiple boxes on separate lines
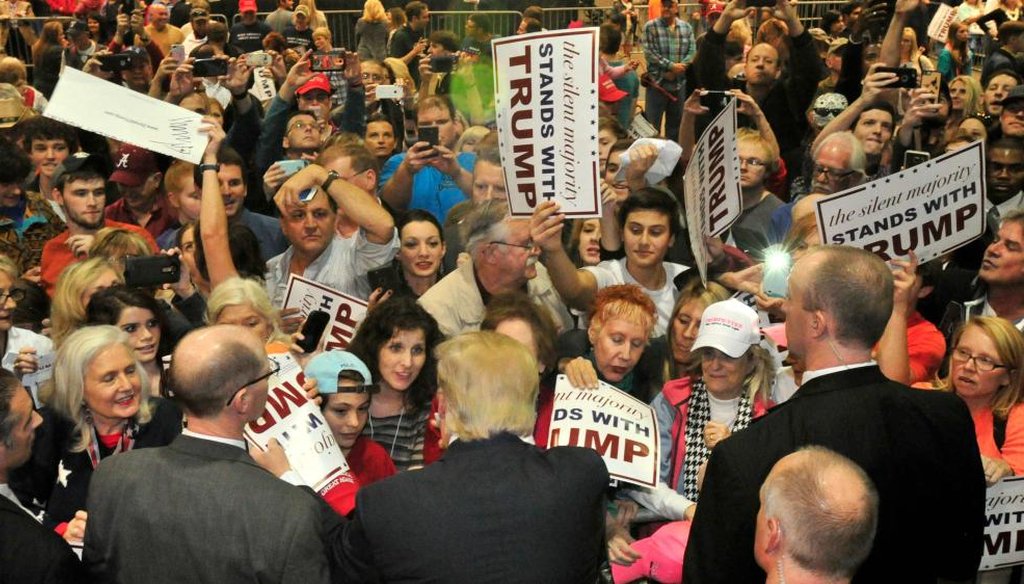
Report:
0,497,83,584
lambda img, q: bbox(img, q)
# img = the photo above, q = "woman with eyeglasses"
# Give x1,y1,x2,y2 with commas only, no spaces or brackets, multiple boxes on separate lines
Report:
919,317,1024,486
14,325,182,544
0,257,53,401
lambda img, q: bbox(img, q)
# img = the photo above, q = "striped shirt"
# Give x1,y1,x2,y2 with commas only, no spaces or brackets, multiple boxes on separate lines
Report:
363,408,430,472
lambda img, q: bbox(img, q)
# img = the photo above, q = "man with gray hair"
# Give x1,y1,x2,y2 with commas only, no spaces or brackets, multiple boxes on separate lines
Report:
83,326,334,584
684,246,985,583
769,131,867,242
418,202,572,336
754,446,878,584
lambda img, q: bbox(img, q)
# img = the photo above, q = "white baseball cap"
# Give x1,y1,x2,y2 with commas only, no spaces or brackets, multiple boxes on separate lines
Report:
691,299,761,358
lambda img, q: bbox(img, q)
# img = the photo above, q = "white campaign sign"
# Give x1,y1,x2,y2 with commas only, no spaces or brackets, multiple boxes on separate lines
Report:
815,141,985,262
249,66,276,102
282,275,367,351
981,476,1024,570
245,351,356,497
547,375,660,488
927,3,958,43
683,98,742,285
3,351,54,407
493,28,602,218
45,67,206,163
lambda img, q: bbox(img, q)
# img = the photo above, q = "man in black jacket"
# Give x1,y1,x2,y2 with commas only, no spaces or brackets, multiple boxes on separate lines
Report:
684,246,986,583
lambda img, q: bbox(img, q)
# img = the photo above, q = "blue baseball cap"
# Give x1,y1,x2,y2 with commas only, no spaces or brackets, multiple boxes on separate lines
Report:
304,351,373,394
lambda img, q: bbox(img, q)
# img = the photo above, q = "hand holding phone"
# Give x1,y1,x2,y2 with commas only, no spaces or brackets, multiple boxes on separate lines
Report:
295,310,330,353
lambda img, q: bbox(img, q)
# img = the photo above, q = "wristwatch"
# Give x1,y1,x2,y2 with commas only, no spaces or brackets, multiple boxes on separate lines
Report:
321,169,341,192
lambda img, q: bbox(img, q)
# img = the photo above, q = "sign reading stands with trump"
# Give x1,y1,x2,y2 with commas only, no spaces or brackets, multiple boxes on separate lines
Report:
683,98,742,285
244,351,357,506
815,141,986,262
547,375,660,487
982,476,1024,570
493,28,602,218
282,275,367,351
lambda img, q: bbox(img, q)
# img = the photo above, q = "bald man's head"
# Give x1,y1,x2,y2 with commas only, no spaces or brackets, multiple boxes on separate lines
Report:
756,446,878,581
169,325,266,418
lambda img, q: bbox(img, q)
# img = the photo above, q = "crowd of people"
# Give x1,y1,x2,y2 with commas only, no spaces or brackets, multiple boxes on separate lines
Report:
0,0,1017,581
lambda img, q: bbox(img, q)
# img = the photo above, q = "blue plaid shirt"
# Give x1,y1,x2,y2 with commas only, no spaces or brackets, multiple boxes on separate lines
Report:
643,17,695,89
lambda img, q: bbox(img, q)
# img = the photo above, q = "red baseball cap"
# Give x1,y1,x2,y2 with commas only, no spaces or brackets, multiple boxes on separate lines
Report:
239,0,257,11
297,73,331,96
109,144,158,187
598,74,627,103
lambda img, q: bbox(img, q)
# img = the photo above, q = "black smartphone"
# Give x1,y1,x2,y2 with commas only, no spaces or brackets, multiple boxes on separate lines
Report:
876,66,918,89
430,55,457,73
367,263,404,293
700,90,733,116
193,58,228,77
123,255,181,288
745,0,776,7
311,49,346,72
903,150,930,169
418,126,439,147
98,53,133,72
296,310,330,353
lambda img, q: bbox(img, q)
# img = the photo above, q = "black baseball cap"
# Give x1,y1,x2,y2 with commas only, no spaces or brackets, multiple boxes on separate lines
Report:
51,152,105,189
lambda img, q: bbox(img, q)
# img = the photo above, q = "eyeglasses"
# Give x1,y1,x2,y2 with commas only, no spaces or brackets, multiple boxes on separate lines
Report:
288,120,320,133
361,72,387,82
739,157,766,167
225,363,281,406
0,288,25,304
951,348,1010,372
813,165,856,180
814,107,844,117
490,240,536,251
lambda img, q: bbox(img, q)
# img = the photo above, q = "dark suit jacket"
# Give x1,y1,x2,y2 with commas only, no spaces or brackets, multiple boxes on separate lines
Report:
83,435,332,584
339,433,608,583
0,494,82,584
683,366,985,584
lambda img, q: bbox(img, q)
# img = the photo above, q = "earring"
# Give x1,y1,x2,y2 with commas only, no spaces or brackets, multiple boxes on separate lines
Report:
82,403,93,425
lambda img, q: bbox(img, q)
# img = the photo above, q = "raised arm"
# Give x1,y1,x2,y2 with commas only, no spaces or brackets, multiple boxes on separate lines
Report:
531,200,600,311
198,120,240,288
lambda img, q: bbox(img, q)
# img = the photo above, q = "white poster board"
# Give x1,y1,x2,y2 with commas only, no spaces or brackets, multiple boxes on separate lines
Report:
981,476,1024,570
683,98,742,284
927,3,958,43
45,67,206,163
547,375,660,488
244,351,357,498
3,351,54,407
282,275,367,351
815,141,986,262
493,28,602,218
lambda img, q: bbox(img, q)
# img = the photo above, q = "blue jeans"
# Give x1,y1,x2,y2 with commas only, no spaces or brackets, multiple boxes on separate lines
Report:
644,80,686,139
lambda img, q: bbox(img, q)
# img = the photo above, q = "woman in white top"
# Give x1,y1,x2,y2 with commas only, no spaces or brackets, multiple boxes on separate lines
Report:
0,256,52,404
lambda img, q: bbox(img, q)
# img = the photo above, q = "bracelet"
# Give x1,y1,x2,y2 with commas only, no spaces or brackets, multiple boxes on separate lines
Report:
200,163,220,173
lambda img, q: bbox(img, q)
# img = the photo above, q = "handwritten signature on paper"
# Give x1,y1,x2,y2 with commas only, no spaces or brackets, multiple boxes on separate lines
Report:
151,117,199,157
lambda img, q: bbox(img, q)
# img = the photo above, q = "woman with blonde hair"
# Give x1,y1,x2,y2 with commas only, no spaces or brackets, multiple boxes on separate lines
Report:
50,258,122,347
30,325,181,535
921,317,1024,485
384,56,417,95
89,227,151,273
206,276,288,346
31,20,65,97
899,27,934,74
946,75,984,144
356,0,389,61
297,0,328,34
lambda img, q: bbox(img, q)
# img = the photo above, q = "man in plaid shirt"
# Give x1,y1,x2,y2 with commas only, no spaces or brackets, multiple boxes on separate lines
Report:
643,0,695,137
